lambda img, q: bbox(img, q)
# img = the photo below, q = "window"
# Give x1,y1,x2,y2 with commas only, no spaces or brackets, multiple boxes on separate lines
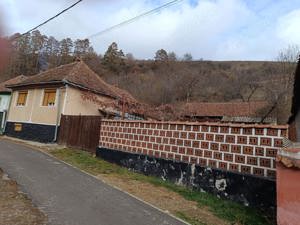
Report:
42,89,56,106
16,91,28,106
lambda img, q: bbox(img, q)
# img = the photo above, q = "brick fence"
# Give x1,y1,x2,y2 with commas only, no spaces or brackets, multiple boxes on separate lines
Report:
99,120,288,179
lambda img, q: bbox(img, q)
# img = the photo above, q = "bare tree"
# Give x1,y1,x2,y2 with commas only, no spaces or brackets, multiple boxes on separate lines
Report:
125,53,134,61
229,71,261,102
262,45,299,123
182,53,193,61
168,51,177,61
277,45,300,64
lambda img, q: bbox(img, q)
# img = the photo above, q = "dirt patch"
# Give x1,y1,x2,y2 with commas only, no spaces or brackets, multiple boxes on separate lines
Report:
0,168,47,225
99,174,228,225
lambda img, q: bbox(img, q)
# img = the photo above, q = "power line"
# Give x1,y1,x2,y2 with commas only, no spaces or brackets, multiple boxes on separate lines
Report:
87,0,183,39
15,0,83,40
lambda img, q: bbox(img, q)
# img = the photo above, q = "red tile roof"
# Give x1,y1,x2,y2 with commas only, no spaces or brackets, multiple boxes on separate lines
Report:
0,75,27,93
6,61,137,103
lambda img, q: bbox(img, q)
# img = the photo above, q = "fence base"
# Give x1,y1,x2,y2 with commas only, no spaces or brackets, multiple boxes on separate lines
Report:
97,147,276,215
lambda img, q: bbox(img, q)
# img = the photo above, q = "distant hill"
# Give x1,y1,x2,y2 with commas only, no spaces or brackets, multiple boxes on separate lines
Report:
86,60,292,102
84,59,295,124
1,31,296,124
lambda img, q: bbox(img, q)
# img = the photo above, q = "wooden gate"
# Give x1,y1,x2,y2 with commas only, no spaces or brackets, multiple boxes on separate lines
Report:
58,115,102,153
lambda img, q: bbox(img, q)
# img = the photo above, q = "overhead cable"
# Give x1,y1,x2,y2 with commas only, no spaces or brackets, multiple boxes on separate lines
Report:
88,0,182,39
14,0,83,40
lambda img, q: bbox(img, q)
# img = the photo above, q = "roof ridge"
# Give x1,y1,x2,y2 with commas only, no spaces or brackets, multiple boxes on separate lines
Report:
66,61,82,80
37,61,78,77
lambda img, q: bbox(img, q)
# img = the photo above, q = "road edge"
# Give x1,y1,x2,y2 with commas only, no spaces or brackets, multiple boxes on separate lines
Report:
1,137,190,225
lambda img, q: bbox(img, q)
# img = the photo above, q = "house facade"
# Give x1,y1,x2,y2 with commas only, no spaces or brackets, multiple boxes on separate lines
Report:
0,75,27,133
0,94,10,131
5,60,139,142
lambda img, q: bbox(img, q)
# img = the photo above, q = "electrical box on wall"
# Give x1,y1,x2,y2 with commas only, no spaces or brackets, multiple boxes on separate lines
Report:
14,123,22,132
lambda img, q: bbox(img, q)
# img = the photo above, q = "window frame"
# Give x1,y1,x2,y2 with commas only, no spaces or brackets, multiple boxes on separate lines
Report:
41,88,57,107
16,90,28,107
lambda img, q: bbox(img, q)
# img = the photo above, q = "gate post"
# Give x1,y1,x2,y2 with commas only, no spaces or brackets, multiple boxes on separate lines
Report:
277,146,300,225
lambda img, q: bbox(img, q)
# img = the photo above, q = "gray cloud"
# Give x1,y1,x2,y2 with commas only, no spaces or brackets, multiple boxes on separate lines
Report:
1,0,300,60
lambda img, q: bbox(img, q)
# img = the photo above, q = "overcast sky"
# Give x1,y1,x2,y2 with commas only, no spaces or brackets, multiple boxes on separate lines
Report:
0,0,300,60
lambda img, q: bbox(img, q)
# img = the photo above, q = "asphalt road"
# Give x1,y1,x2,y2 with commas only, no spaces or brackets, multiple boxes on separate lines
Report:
0,139,186,225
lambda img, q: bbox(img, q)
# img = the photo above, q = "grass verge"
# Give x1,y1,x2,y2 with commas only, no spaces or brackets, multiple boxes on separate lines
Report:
50,148,272,225
175,212,207,225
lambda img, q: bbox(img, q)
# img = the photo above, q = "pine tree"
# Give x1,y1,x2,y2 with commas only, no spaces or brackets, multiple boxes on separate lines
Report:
45,36,60,67
182,53,193,61
102,42,125,72
60,38,73,64
74,39,90,57
154,49,168,61
168,52,177,61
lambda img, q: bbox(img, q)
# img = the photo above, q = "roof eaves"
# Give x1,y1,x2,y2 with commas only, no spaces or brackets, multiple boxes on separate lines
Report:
5,79,119,100
0,91,11,94
63,80,118,100
6,80,65,89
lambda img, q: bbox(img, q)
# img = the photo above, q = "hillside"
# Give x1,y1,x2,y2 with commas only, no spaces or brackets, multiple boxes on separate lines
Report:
0,31,296,124
84,59,295,124
86,60,290,104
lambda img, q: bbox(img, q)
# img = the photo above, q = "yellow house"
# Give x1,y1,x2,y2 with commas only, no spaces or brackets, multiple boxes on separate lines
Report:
5,60,138,142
